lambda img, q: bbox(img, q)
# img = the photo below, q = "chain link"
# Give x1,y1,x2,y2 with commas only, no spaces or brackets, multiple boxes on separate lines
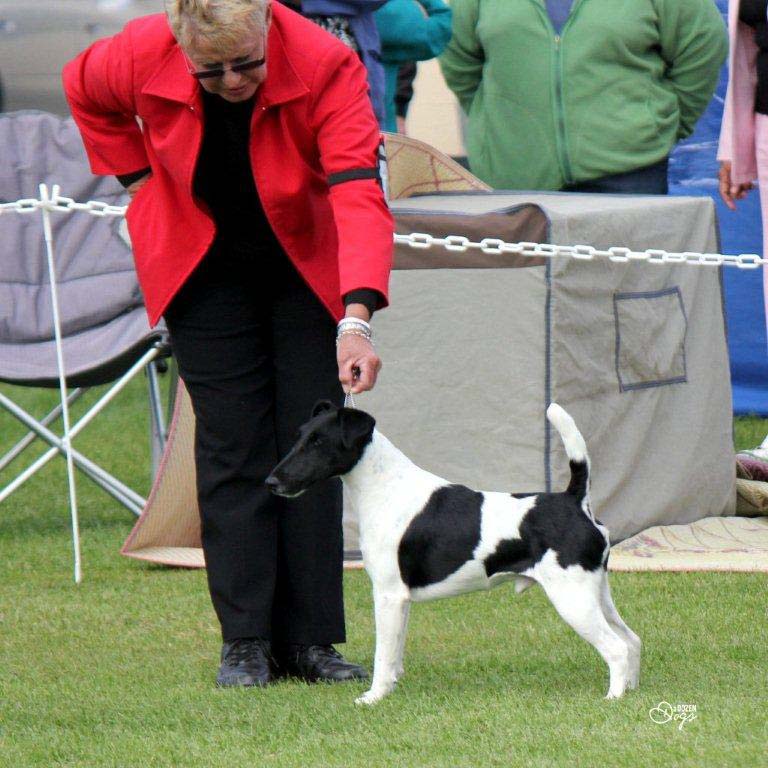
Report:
394,232,768,270
0,198,40,215
0,193,127,218
1,191,766,270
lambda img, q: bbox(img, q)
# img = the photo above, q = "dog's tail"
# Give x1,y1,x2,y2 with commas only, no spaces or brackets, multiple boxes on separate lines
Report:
546,403,593,519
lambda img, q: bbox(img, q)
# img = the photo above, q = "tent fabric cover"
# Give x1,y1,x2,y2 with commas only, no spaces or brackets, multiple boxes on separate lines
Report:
348,191,735,550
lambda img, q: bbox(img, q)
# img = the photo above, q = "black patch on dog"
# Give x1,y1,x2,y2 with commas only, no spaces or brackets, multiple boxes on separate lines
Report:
484,493,606,576
398,485,483,588
511,492,537,499
566,459,589,503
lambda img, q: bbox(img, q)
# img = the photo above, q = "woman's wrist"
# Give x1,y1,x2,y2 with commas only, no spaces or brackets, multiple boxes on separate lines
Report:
343,302,371,323
336,315,373,346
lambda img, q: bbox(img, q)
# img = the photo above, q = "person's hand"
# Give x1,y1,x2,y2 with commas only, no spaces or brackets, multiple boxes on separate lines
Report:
719,161,753,211
337,333,382,395
127,173,153,200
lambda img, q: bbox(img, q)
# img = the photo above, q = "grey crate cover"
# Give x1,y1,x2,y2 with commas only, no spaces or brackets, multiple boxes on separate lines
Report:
348,192,735,550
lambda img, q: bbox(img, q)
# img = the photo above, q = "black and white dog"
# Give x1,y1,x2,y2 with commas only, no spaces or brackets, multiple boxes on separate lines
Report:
266,402,641,705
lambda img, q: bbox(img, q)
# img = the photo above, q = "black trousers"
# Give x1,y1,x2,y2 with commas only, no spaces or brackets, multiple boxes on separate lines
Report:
164,247,345,644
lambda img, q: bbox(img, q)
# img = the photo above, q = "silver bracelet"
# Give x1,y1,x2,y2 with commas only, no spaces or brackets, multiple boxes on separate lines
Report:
336,328,373,346
337,318,371,341
337,317,371,333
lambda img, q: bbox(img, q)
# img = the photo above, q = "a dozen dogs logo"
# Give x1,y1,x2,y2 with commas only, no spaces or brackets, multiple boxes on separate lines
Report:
267,402,641,705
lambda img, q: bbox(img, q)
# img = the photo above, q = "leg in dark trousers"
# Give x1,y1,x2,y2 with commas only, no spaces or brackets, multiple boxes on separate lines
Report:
271,261,345,646
163,250,344,644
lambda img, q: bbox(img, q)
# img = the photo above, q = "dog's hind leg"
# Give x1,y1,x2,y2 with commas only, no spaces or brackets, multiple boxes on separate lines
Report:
537,570,630,699
356,589,410,705
394,601,411,681
599,575,641,690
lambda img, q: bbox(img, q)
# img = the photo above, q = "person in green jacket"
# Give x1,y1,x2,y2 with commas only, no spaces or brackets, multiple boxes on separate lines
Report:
439,0,728,193
375,0,452,132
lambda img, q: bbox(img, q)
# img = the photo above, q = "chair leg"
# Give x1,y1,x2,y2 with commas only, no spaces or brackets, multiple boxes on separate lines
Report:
3,449,144,515
164,360,179,438
0,388,86,472
0,346,162,515
146,360,167,478
0,392,145,514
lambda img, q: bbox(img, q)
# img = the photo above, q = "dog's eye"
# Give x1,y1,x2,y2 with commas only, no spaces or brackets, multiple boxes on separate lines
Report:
309,434,324,447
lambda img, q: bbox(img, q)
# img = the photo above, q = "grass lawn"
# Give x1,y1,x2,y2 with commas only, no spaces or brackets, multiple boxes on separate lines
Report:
0,380,766,767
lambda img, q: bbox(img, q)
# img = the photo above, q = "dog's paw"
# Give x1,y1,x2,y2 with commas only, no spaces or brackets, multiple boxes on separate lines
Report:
355,690,383,706
514,576,536,594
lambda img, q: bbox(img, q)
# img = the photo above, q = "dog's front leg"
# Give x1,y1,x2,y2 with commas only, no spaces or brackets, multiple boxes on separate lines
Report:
356,589,409,705
394,601,411,681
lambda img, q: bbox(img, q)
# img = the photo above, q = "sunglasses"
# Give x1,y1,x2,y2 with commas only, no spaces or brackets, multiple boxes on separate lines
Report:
187,55,266,80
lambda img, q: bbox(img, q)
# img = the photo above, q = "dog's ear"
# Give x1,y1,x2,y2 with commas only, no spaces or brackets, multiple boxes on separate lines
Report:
312,400,337,418
338,408,376,450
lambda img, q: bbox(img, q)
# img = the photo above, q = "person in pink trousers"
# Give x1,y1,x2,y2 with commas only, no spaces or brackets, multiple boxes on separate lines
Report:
718,0,768,325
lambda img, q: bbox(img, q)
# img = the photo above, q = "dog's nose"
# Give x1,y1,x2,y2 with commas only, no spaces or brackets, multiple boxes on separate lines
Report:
264,475,280,491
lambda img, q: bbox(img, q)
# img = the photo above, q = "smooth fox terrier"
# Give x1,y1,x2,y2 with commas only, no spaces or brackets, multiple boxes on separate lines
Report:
266,401,641,705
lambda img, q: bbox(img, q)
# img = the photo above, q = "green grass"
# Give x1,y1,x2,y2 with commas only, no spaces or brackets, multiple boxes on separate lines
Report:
733,414,768,452
1,381,766,767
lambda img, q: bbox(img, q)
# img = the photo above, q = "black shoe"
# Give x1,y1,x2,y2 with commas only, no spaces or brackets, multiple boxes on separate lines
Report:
277,644,369,683
216,637,275,688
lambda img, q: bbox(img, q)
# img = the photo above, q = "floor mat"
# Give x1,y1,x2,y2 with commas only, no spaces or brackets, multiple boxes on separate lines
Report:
609,516,768,572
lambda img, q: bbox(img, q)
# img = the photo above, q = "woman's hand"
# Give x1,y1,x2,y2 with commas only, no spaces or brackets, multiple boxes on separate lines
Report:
719,161,753,210
337,333,381,394
337,304,381,394
126,173,153,200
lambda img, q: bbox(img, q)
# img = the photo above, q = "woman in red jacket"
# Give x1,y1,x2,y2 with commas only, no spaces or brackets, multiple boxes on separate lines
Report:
64,0,393,688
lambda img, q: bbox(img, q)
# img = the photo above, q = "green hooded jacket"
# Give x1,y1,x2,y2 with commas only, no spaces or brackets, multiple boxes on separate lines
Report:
439,0,727,189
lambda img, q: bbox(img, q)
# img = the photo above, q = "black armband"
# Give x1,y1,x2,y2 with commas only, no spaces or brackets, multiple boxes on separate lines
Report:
116,167,152,188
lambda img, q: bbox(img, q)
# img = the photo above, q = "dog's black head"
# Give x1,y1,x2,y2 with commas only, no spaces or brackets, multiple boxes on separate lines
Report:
265,401,376,497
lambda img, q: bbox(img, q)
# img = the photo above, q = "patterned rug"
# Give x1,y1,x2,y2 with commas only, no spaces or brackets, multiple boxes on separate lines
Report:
609,516,768,572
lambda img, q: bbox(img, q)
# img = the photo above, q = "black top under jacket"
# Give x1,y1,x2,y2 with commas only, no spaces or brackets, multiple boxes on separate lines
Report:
194,91,283,264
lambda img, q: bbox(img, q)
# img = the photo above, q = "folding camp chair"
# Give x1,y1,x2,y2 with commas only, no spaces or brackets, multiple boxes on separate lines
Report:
0,111,173,578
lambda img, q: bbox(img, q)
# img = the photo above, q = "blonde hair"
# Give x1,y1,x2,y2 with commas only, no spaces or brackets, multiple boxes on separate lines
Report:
165,0,269,52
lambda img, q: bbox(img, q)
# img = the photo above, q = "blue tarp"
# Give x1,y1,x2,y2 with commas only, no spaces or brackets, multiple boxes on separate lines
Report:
670,0,768,415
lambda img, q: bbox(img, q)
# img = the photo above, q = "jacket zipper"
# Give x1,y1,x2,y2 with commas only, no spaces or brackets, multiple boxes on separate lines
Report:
530,0,584,186
553,34,574,186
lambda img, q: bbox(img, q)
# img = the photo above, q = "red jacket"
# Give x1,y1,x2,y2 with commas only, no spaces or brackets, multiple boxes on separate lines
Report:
62,4,393,326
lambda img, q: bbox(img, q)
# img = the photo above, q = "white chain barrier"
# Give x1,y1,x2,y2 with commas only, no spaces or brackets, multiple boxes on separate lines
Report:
0,187,127,218
1,187,766,269
394,232,767,269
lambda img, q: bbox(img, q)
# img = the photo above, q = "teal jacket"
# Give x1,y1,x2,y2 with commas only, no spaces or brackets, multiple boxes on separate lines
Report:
375,0,452,131
439,0,727,190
